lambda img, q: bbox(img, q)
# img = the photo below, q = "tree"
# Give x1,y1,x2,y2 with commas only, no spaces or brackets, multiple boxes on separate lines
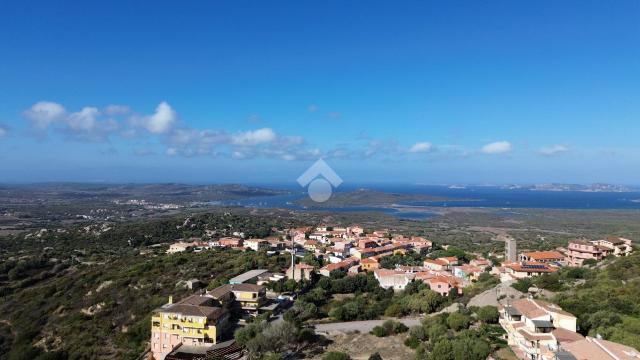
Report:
429,339,454,360
446,312,471,331
476,306,499,323
451,334,491,360
511,277,533,293
368,352,383,360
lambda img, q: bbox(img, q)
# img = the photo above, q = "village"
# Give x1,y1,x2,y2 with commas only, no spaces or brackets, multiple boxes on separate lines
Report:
150,225,635,360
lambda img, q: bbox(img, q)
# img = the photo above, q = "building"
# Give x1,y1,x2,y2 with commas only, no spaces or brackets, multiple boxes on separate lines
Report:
425,276,462,296
470,258,491,268
423,258,448,271
560,336,640,360
206,285,234,307
595,236,633,256
167,241,207,254
373,269,415,291
452,264,484,282
230,283,266,311
519,251,564,264
438,256,459,267
319,258,358,277
218,238,243,249
360,257,380,271
594,236,633,256
303,240,318,252
506,238,518,262
243,239,270,252
164,340,244,360
499,298,577,360
256,272,286,286
286,263,315,281
151,295,229,360
565,239,611,267
228,269,268,284
500,262,558,282
185,278,204,290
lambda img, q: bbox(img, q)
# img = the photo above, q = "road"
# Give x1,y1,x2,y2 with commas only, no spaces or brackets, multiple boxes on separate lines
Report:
313,318,422,334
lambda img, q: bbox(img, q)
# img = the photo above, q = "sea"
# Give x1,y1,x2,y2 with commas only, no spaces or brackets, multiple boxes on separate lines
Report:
217,184,640,220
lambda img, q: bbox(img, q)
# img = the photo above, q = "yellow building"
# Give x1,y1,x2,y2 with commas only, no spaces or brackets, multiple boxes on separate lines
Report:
150,295,228,360
230,283,266,311
360,257,380,271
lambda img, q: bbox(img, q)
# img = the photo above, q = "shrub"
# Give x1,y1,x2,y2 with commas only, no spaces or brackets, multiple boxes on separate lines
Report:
476,306,499,324
446,312,471,331
323,351,350,360
371,326,386,337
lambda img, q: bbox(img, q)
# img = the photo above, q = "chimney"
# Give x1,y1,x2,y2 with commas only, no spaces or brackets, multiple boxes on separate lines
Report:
168,296,173,304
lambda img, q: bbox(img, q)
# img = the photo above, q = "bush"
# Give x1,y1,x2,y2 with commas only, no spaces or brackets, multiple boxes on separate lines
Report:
371,320,408,337
476,306,499,323
371,326,386,337
404,335,421,348
323,351,350,360
368,352,383,360
447,312,471,331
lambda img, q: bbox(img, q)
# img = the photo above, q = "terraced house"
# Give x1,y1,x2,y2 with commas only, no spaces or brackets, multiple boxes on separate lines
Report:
151,295,229,360
499,298,576,360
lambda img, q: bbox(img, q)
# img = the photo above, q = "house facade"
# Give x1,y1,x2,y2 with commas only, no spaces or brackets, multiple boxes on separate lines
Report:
151,295,229,360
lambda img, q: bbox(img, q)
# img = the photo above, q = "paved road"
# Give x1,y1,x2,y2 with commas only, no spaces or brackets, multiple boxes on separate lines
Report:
314,318,422,334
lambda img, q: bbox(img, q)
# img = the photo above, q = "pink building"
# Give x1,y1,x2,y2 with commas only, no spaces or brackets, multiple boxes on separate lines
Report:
425,276,462,296
566,239,610,266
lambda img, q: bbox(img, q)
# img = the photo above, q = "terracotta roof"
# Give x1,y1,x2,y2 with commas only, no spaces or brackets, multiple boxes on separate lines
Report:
509,298,575,320
230,283,264,292
208,284,233,299
552,328,584,343
505,262,558,273
510,298,549,319
424,259,448,266
427,275,460,287
562,337,640,360
604,236,626,245
178,295,213,306
159,304,226,320
361,257,379,264
522,250,564,260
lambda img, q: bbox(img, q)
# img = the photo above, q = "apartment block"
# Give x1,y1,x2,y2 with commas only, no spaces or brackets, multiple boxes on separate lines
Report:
151,295,229,360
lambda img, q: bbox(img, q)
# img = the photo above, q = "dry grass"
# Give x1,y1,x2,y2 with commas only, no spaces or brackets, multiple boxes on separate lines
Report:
310,332,415,360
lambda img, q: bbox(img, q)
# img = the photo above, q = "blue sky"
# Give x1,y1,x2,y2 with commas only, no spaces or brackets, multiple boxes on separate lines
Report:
0,1,639,184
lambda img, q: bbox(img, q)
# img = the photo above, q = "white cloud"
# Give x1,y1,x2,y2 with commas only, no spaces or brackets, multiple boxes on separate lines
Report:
23,101,66,130
104,105,131,116
66,107,99,131
0,124,8,138
409,142,433,153
231,128,276,146
18,101,335,161
481,141,512,154
145,102,177,134
539,144,569,156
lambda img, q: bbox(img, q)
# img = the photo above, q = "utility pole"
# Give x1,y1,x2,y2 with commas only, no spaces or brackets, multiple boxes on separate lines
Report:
290,232,295,282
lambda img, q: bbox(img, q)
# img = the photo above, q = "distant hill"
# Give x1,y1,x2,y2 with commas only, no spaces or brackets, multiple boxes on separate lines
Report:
295,188,458,208
0,183,289,204
501,183,635,192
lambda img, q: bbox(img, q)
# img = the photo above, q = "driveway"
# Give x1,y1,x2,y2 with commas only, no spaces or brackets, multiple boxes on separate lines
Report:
314,318,422,334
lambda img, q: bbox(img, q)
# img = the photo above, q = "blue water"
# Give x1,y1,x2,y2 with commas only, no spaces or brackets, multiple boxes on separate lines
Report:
217,184,640,220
